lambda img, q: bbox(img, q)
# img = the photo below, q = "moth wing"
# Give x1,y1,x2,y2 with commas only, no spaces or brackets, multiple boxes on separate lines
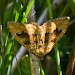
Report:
41,17,70,56
52,17,70,43
7,22,30,48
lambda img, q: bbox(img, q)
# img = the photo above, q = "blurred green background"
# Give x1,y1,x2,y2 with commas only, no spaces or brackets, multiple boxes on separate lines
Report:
0,0,75,75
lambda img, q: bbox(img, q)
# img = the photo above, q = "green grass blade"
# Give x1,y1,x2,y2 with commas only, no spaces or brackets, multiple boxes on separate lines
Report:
47,0,53,19
54,44,62,75
21,0,35,23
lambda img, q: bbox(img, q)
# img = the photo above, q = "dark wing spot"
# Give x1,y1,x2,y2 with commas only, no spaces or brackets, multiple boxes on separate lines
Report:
16,31,30,45
45,33,50,43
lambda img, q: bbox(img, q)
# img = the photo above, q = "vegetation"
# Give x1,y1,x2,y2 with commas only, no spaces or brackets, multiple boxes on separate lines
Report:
0,0,75,75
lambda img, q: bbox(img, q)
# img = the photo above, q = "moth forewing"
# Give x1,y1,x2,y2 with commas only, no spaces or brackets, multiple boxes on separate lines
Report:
53,17,70,44
7,22,27,35
7,22,31,49
52,17,70,32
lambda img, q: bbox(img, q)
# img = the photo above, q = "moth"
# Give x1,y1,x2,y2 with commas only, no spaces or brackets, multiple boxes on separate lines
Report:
7,17,70,57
